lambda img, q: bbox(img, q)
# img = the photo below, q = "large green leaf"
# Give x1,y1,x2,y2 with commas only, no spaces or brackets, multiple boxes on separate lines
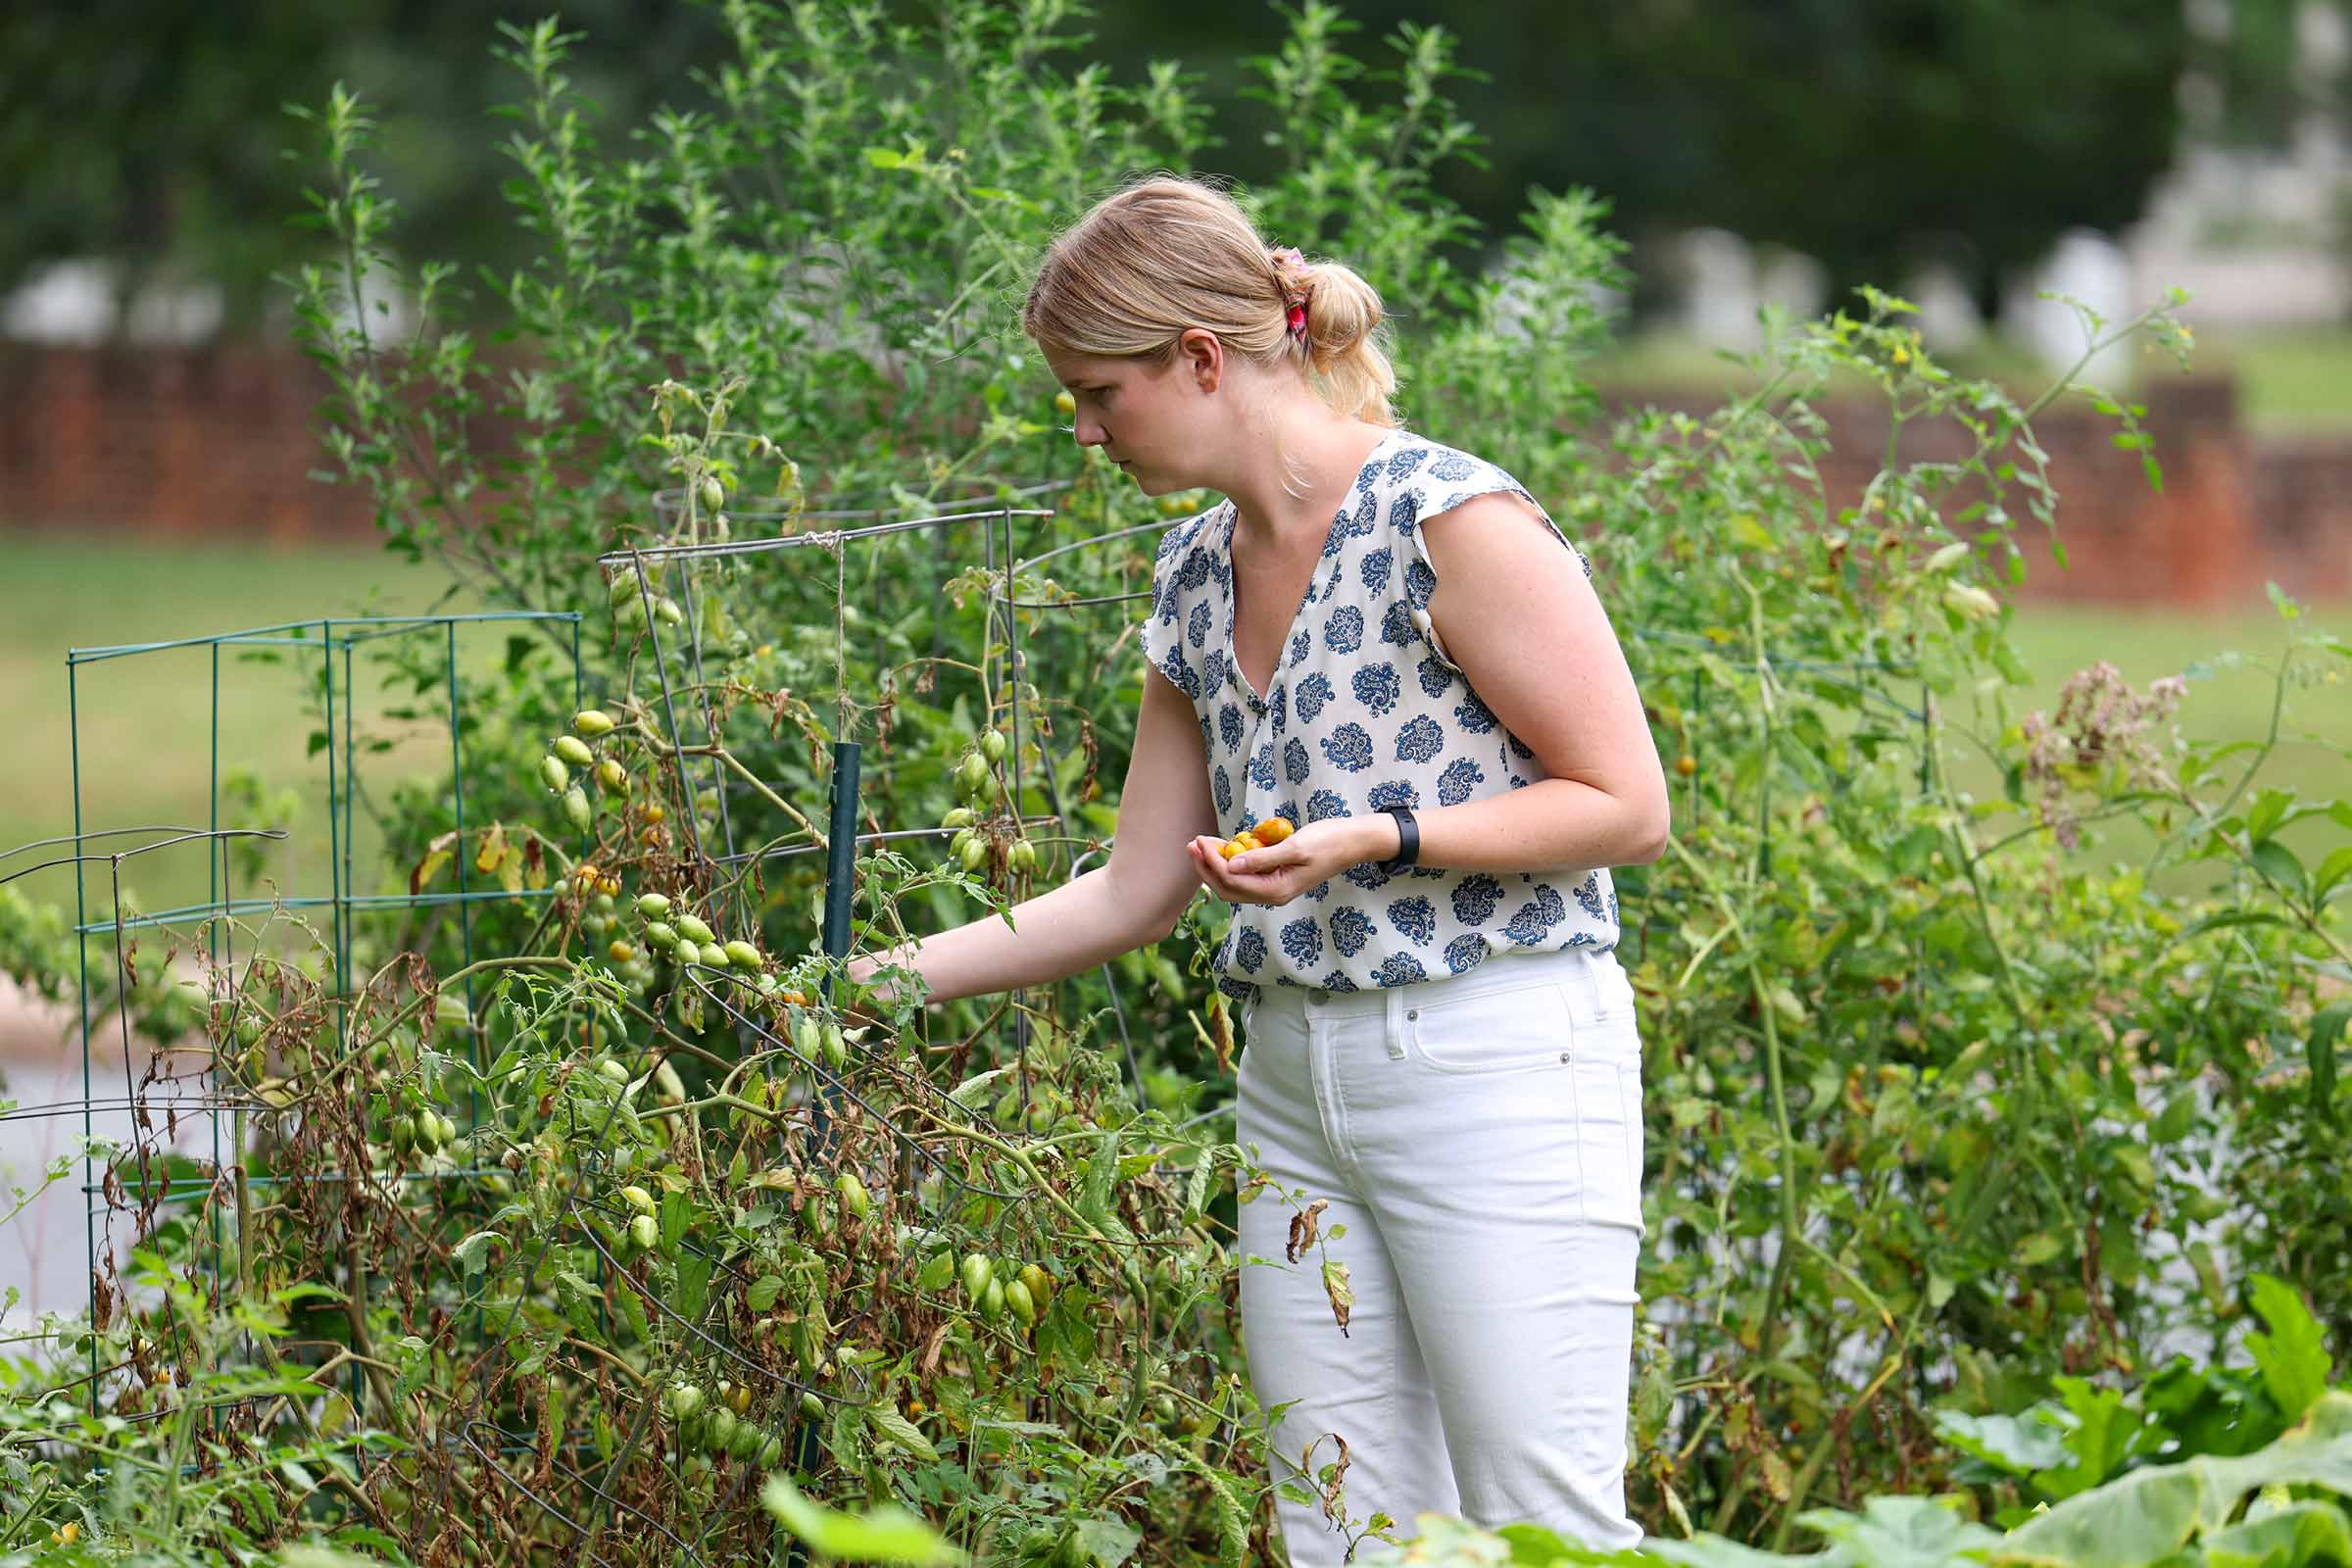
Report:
2245,1275,2332,1424
2202,1501,2352,1568
2195,1394,2352,1532
1936,1408,2071,1476
760,1474,963,1564
2032,1378,2148,1500
1067,1516,1145,1567
1797,1496,2002,1568
1989,1466,2201,1568
1646,1535,1840,1568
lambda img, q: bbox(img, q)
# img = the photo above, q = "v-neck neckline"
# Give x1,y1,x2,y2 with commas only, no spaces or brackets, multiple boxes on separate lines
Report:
1220,429,1405,709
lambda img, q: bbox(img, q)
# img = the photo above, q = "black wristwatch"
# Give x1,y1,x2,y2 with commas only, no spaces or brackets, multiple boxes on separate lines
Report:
1377,805,1419,875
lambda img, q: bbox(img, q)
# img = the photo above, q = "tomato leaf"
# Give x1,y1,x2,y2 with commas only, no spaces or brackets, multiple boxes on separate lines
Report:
2245,1274,2330,1424
759,1473,961,1564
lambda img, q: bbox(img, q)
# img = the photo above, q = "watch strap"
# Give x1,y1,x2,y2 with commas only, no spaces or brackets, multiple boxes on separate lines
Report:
1379,805,1419,874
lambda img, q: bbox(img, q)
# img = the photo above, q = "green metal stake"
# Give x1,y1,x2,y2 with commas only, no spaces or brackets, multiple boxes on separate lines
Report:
790,739,862,1519
70,657,97,1414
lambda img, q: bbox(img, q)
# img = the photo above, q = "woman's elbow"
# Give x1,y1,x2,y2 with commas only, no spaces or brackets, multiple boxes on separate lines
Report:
1627,791,1673,864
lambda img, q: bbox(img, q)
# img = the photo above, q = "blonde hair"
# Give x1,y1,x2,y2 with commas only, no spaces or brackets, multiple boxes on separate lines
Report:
1022,174,1398,427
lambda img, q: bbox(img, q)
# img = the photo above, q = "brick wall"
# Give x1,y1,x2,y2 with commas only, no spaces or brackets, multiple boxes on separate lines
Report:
1596,372,2346,607
3,341,2346,604
0,342,377,540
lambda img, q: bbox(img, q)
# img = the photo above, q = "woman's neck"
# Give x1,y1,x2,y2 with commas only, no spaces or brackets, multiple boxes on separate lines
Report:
1223,409,1392,559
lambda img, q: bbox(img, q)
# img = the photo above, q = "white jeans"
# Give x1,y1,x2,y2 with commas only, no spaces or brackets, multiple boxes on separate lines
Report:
1235,944,1645,1561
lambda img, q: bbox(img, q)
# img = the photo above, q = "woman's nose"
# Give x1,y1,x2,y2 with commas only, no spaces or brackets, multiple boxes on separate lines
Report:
1073,416,1105,448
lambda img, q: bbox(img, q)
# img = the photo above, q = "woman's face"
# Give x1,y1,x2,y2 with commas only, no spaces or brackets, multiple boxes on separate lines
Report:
1044,333,1229,497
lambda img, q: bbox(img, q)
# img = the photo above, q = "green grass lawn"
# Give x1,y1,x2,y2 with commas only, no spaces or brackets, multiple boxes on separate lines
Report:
1,534,2343,931
0,532,483,928
1960,600,2350,892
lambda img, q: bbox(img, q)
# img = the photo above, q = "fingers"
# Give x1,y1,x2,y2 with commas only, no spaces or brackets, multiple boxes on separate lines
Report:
1189,834,1297,905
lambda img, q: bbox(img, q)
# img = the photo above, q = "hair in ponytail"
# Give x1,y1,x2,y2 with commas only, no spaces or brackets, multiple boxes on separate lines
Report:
1022,174,1399,426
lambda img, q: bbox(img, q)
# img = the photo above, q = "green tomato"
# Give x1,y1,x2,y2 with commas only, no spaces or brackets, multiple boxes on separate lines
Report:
563,785,593,831
836,1171,870,1221
636,894,671,919
674,914,715,946
959,1251,994,1303
573,710,616,738
1018,1263,1053,1308
553,735,595,767
539,756,570,794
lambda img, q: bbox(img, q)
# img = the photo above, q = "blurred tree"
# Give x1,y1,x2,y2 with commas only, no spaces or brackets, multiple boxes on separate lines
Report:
1096,0,2191,316
7,0,2292,335
0,0,725,337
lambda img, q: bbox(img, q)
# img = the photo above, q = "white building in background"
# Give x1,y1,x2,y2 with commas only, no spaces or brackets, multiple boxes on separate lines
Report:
2115,0,2352,332
1659,0,2350,369
2,258,414,346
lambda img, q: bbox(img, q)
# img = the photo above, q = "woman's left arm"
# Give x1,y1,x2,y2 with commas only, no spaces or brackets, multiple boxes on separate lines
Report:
1403,490,1671,872
1192,491,1669,904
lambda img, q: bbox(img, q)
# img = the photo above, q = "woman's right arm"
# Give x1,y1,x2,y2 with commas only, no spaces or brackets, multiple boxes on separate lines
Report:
846,664,1218,1007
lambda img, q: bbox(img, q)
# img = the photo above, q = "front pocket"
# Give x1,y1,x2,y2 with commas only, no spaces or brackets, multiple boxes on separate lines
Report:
1406,976,1575,1074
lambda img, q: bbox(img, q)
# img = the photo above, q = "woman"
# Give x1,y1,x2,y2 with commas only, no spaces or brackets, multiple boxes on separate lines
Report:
848,175,1668,1559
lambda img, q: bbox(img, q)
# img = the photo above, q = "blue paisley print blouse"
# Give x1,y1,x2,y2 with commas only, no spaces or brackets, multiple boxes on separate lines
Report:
1140,429,1623,1005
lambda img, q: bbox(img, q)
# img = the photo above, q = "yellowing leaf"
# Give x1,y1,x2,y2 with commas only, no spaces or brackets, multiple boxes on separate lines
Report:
410,847,452,897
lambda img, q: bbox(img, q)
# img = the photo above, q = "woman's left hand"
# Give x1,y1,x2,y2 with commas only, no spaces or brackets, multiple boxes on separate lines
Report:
1186,819,1373,907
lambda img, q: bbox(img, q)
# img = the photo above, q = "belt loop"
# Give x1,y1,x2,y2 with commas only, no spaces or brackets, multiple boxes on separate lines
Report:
1385,985,1408,1060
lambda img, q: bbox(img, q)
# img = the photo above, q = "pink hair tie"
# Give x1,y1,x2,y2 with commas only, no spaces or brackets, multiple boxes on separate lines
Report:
1269,246,1311,349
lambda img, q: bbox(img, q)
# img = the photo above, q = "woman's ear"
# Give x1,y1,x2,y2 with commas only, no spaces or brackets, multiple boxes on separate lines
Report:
1176,327,1224,394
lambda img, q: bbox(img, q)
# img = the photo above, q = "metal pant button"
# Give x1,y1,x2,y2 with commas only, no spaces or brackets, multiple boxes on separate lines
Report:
1308,990,1328,1005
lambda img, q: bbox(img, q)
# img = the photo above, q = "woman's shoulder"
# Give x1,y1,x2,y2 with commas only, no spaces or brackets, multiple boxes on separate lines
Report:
1371,432,1542,522
1152,501,1228,569
1373,429,1524,496
1146,502,1232,637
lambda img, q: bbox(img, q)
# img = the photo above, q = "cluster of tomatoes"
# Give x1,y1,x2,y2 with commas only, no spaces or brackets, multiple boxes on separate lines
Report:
1214,814,1294,860
956,1251,1054,1333
537,709,629,833
941,727,1039,877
